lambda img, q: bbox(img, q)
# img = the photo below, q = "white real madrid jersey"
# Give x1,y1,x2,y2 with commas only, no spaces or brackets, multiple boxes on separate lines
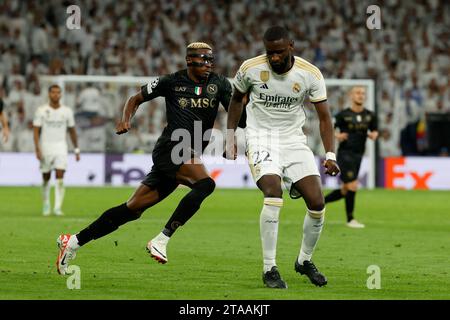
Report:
233,54,327,143
33,104,75,154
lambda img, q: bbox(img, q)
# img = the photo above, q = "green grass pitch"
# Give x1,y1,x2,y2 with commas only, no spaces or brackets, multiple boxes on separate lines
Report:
0,186,448,300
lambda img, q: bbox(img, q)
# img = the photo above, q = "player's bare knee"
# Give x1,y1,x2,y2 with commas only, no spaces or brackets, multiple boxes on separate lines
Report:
348,181,358,192
306,198,325,212
260,184,282,198
126,198,150,213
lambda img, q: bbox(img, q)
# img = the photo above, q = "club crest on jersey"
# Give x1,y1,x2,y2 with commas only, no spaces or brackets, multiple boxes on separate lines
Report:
207,84,218,94
194,86,202,95
260,71,269,82
356,115,362,122
292,83,301,93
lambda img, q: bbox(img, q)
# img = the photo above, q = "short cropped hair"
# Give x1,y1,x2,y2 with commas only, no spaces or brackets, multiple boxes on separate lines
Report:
263,26,289,42
186,42,212,55
48,84,61,92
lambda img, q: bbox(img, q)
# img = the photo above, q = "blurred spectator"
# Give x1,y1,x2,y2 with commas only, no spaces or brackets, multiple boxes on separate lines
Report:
379,128,401,158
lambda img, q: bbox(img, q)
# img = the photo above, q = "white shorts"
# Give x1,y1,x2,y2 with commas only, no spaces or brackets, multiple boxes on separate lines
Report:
246,138,319,193
40,153,67,173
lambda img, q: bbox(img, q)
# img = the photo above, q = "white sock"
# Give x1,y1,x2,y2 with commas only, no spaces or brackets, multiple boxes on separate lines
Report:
42,181,50,207
298,208,325,265
54,179,65,212
68,235,80,250
261,198,283,273
154,232,170,245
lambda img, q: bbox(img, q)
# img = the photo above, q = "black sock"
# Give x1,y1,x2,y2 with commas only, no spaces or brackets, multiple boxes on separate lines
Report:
324,189,344,203
76,203,141,246
163,178,215,237
345,191,356,222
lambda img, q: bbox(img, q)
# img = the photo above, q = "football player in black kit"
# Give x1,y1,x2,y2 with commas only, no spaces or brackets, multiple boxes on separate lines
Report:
324,86,378,228
55,42,246,275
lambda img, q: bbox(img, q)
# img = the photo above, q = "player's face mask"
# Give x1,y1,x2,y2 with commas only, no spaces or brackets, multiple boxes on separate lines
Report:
187,53,215,67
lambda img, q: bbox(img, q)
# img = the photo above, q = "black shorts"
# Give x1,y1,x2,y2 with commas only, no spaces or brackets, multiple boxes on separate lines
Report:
337,152,363,183
141,136,196,198
141,137,181,198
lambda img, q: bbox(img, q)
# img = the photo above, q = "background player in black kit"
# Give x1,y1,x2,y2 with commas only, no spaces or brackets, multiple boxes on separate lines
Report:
324,86,378,228
55,42,245,275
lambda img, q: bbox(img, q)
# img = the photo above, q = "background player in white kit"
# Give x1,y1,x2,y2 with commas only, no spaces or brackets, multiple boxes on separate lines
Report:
226,26,340,289
33,84,80,216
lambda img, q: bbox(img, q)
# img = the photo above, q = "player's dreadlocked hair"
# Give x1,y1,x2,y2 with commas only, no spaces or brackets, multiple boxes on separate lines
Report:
263,26,289,42
186,42,212,55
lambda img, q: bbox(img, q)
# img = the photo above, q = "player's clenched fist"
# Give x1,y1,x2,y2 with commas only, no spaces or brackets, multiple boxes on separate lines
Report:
323,159,340,176
116,120,131,135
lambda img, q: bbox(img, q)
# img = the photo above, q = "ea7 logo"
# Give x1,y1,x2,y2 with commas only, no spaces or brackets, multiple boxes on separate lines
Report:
385,158,433,189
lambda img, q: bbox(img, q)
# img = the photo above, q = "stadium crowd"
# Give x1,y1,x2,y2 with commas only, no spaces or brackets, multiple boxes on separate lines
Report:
0,0,449,156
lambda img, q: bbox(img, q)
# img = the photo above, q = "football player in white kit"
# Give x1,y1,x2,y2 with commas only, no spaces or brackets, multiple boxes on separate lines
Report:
226,26,340,288
33,85,80,216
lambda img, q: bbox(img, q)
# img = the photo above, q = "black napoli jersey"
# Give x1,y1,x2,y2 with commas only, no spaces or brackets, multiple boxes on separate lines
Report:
141,69,245,152
334,108,377,154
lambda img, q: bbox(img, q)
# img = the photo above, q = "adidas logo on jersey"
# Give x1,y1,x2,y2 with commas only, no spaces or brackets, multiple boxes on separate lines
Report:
260,83,269,89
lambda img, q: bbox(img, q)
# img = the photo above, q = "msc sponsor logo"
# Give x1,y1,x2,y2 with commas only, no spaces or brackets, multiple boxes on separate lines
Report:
178,98,217,109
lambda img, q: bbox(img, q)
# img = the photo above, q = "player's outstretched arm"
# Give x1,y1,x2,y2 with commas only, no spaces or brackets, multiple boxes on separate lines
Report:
116,91,145,135
314,101,340,176
225,88,246,159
